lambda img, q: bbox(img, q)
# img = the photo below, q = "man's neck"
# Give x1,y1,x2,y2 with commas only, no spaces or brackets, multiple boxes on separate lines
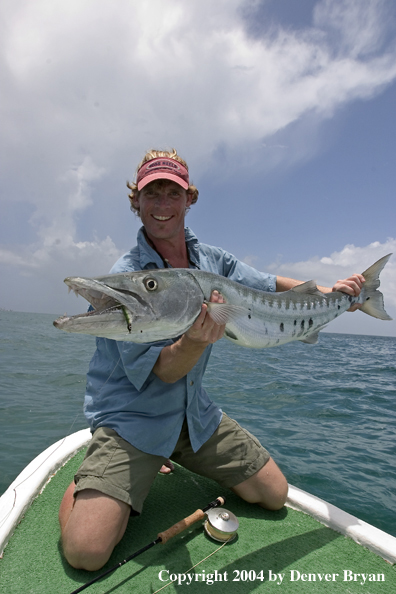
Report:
144,230,190,268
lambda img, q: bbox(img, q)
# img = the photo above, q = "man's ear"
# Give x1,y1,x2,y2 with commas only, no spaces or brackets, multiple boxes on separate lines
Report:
132,192,140,211
186,191,194,208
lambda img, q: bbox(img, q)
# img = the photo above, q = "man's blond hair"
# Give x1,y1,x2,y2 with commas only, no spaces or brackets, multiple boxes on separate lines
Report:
127,149,199,216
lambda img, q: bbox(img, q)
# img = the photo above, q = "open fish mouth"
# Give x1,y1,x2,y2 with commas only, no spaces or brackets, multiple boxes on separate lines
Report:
53,277,141,334
65,278,124,310
63,276,151,312
53,303,133,335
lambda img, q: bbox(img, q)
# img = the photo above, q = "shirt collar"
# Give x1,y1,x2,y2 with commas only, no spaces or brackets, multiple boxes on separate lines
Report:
136,226,200,269
184,227,200,268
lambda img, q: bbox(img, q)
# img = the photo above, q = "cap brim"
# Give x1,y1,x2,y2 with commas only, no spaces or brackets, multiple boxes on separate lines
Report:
137,172,189,191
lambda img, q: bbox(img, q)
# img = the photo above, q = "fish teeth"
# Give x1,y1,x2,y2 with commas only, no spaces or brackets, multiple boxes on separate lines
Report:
67,284,80,297
67,283,80,297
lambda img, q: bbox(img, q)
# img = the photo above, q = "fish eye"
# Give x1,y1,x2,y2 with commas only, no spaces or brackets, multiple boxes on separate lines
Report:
144,277,158,291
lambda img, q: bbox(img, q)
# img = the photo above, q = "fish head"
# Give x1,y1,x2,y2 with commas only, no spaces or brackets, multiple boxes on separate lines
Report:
53,269,204,342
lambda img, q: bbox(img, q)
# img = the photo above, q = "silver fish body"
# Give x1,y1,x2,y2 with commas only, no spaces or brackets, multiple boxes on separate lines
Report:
53,254,392,348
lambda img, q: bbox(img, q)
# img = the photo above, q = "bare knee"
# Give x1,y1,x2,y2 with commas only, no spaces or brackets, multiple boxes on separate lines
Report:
63,534,123,571
62,532,114,571
259,475,288,511
59,487,130,571
232,457,288,511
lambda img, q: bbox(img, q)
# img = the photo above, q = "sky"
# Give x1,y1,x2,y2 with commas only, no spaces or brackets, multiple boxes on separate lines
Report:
1,0,395,337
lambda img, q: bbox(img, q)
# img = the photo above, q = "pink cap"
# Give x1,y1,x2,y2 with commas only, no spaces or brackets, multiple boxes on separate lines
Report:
137,157,190,191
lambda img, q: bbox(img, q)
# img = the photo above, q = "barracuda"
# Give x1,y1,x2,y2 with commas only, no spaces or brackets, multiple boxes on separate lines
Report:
53,254,392,348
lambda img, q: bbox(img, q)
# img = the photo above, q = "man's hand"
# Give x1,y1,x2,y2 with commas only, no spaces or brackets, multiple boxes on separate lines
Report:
331,273,365,312
153,290,226,383
185,290,226,345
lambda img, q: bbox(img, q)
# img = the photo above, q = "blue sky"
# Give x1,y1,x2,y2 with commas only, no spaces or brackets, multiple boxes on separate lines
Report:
1,0,395,336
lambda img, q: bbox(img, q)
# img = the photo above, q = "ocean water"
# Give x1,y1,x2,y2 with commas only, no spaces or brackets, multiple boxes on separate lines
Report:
1,310,395,537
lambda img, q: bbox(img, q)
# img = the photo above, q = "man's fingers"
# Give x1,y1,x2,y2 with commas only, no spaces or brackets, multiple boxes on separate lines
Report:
192,303,207,327
332,274,365,296
187,291,226,344
210,290,223,304
348,303,362,313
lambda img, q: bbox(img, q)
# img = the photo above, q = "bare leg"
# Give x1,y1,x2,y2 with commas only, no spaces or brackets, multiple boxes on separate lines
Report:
231,457,288,510
59,482,131,571
159,459,175,474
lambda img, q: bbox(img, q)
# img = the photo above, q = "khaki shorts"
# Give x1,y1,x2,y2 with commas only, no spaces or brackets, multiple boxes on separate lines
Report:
74,413,270,513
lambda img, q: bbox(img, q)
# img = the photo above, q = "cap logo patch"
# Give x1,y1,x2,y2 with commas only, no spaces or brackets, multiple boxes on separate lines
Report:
146,160,181,171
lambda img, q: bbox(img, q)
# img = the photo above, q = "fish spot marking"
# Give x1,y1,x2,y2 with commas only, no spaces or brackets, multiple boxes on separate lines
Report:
301,320,305,329
280,323,284,332
309,318,313,328
294,320,297,326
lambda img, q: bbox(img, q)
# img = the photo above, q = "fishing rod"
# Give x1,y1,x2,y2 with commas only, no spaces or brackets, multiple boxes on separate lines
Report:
69,496,226,594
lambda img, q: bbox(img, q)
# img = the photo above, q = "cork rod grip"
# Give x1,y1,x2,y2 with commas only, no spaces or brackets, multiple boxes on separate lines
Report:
158,509,205,544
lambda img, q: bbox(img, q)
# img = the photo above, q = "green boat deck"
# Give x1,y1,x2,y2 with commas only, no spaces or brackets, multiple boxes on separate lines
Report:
1,449,395,593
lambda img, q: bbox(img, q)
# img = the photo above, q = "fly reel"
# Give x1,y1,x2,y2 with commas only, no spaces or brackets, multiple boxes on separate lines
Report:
204,507,239,542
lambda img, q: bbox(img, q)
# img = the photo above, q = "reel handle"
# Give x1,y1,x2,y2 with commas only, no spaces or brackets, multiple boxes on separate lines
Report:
158,496,225,544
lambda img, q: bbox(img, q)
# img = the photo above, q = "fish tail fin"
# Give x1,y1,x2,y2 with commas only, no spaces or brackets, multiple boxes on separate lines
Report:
359,254,393,320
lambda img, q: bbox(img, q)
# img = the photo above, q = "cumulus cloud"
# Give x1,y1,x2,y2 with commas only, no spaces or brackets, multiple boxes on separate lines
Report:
313,0,394,58
1,0,395,327
2,0,396,184
0,153,114,277
0,234,123,315
0,235,121,275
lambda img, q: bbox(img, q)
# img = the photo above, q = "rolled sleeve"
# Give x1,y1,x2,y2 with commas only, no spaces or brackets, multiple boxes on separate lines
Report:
200,244,276,292
117,340,173,391
227,259,276,292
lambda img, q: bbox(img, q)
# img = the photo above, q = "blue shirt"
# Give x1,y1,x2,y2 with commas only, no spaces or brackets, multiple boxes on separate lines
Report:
84,227,276,457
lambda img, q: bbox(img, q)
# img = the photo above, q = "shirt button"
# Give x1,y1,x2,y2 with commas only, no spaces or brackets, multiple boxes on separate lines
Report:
190,380,194,386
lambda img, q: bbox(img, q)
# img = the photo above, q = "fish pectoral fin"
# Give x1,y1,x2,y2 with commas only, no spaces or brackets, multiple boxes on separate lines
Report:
299,326,327,344
299,330,321,344
289,280,326,297
206,303,250,325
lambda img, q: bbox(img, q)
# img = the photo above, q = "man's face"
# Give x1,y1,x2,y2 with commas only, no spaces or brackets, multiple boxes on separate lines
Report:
134,180,193,242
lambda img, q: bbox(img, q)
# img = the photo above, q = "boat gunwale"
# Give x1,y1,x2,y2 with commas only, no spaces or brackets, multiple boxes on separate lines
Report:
1,429,395,564
0,428,91,557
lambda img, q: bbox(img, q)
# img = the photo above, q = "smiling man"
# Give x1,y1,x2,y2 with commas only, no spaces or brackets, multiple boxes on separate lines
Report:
59,149,364,571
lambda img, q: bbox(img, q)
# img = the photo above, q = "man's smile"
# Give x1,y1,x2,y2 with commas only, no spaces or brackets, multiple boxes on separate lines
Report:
152,215,173,221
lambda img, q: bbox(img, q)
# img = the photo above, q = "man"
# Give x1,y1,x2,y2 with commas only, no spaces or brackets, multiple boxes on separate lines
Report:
59,149,364,571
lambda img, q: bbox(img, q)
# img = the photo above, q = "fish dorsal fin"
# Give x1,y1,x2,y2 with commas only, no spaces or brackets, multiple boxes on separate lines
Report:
206,303,250,325
290,280,326,297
